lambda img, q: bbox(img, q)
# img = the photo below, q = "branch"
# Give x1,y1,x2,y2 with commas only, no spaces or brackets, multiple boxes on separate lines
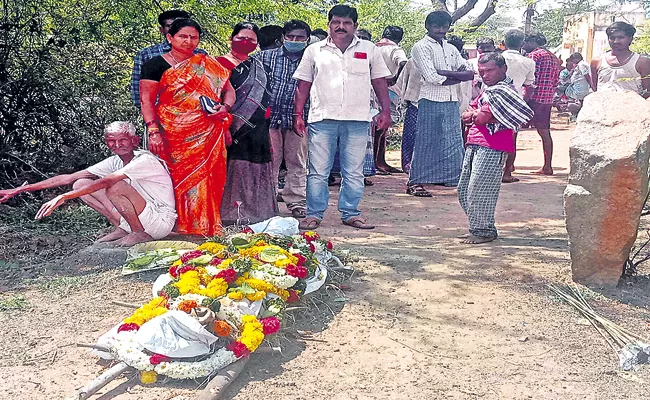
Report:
451,0,479,23
469,0,497,27
432,0,449,13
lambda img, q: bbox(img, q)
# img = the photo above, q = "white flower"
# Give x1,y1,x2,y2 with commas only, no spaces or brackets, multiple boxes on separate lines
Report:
248,269,297,289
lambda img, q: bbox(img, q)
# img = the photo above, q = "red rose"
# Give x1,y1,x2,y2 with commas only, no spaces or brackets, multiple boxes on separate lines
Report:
117,323,140,333
181,250,203,263
309,243,316,253
241,227,254,234
177,265,197,276
216,268,238,284
149,353,171,365
209,257,223,266
169,265,179,278
286,264,308,279
295,254,306,266
326,241,333,250
287,289,300,303
226,341,251,358
260,316,281,335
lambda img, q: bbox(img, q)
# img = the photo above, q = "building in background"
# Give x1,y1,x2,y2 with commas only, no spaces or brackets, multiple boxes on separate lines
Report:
561,4,646,62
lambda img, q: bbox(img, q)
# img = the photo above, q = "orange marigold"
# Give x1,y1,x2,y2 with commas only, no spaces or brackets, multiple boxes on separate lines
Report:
177,300,198,313
213,320,232,337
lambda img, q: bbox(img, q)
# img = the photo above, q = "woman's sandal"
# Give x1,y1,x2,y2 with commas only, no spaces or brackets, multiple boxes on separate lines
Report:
298,217,321,230
406,185,433,197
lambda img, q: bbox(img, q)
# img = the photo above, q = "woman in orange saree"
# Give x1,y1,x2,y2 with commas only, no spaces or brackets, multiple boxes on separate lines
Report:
140,19,235,235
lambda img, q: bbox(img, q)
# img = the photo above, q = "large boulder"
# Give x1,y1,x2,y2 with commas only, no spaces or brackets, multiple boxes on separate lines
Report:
564,91,650,287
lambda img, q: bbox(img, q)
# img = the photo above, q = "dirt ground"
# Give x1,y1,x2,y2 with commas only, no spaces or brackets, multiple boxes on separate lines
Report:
2,117,650,400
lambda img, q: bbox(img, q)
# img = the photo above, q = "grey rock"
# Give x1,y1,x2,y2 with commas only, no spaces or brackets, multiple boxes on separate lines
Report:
564,91,650,287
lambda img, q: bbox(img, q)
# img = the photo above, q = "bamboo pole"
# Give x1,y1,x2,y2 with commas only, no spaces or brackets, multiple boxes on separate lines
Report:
65,362,133,400
196,357,249,400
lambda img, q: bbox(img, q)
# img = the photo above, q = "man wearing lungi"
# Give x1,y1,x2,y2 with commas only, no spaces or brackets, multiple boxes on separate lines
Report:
459,52,533,244
408,11,473,196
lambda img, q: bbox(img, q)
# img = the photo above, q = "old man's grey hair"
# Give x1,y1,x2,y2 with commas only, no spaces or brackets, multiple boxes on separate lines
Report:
104,121,137,137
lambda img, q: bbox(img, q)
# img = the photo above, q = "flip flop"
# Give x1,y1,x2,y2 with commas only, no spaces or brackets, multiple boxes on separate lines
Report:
291,208,307,219
299,217,321,230
406,185,433,197
342,216,375,229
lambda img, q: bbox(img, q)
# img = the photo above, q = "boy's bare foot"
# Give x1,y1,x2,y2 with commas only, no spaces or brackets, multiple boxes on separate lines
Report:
502,174,520,183
96,228,129,243
531,168,553,175
114,232,153,247
461,235,495,245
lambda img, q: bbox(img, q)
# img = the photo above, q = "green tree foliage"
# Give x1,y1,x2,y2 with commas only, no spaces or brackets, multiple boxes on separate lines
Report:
0,0,433,191
533,0,597,48
631,20,650,54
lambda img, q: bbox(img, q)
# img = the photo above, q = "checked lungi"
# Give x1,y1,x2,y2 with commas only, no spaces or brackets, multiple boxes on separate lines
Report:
458,144,507,238
409,100,464,186
401,103,418,173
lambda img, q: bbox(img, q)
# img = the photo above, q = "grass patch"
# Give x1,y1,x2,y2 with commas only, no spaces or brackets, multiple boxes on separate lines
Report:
37,275,96,296
0,295,29,312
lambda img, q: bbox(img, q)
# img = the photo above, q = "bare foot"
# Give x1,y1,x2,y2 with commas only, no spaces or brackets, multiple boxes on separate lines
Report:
113,232,153,247
502,175,520,183
461,235,495,244
96,228,129,243
531,168,553,175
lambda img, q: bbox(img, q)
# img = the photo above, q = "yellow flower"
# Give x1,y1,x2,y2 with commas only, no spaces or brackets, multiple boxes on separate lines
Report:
244,278,289,301
199,277,228,298
171,260,182,268
238,246,266,258
246,290,266,302
238,315,265,352
219,259,233,270
196,267,211,286
140,370,158,384
228,291,244,300
124,297,168,326
197,242,227,256
174,270,201,294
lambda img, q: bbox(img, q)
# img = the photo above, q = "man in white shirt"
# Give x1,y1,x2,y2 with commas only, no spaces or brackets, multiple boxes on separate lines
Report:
374,25,409,174
408,11,473,194
501,29,536,183
293,4,392,230
0,122,177,246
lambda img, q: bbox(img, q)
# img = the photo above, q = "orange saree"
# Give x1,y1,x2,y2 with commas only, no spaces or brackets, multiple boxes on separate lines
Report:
157,54,232,235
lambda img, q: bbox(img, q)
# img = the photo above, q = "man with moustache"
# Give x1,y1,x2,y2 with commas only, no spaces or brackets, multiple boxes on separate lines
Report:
293,4,392,230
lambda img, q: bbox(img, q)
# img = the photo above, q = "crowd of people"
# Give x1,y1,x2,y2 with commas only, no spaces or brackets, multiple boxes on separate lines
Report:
1,6,649,246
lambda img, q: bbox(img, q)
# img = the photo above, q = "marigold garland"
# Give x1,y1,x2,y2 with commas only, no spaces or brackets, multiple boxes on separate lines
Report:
197,242,227,256
173,270,201,294
198,277,228,298
140,370,158,384
238,315,265,352
123,297,168,326
213,320,232,337
244,278,290,301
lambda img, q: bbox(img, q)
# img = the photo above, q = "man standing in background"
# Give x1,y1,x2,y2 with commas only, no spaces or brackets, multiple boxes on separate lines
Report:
522,33,559,176
501,29,535,183
258,20,312,220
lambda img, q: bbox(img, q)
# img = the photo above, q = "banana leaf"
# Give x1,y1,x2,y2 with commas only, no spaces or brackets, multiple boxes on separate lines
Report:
122,240,198,275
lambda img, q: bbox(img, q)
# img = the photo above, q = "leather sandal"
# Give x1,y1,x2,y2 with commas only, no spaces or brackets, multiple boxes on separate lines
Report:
342,216,375,229
299,217,321,230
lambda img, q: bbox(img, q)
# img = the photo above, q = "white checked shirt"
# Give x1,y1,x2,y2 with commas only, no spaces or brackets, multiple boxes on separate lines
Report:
501,49,536,96
411,36,465,102
293,36,391,123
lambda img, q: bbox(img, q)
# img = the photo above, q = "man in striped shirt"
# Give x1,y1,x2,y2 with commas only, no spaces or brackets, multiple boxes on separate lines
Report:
257,20,312,219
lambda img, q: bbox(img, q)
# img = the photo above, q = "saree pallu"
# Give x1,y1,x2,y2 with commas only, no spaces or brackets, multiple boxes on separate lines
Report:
158,54,232,235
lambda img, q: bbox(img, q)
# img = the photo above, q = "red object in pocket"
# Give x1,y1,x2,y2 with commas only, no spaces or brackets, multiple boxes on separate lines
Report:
353,52,367,59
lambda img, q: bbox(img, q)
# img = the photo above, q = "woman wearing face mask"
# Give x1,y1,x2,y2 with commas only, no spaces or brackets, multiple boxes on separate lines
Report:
140,18,235,235
217,22,278,225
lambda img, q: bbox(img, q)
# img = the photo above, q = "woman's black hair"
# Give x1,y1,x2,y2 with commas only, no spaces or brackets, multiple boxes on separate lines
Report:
168,18,203,37
231,22,260,39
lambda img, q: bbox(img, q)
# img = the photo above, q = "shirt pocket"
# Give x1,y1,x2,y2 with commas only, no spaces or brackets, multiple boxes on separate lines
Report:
347,58,370,75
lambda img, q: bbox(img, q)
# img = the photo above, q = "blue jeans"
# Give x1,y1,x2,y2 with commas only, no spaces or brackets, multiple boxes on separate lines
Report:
307,120,370,221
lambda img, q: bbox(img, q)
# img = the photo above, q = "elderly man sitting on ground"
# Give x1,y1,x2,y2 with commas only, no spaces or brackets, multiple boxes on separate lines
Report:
0,122,177,246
